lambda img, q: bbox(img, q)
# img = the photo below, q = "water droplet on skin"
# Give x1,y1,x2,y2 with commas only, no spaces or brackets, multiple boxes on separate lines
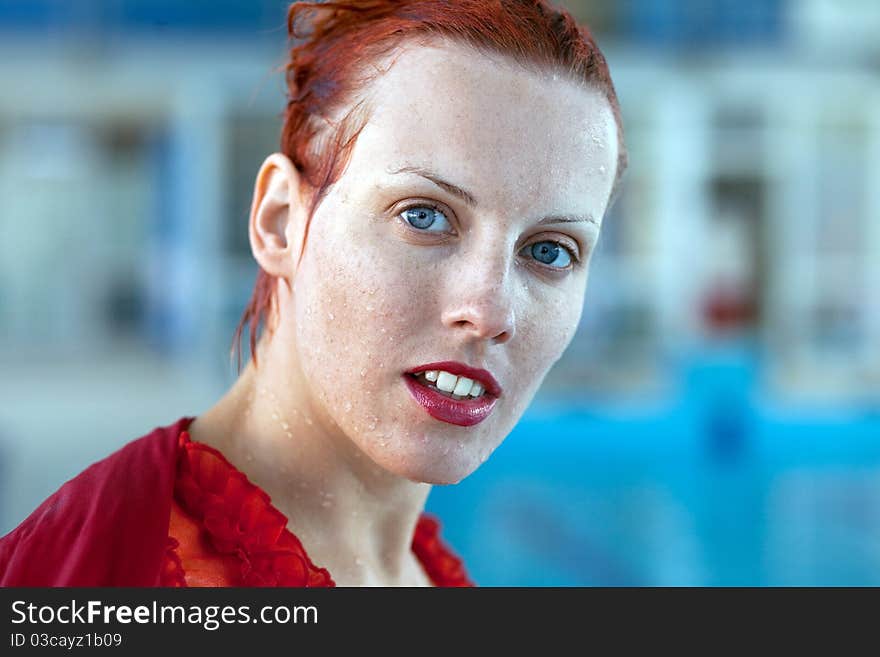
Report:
360,369,367,378
286,431,293,439
271,412,278,420
598,165,607,174
344,401,352,412
305,418,313,426
281,422,289,430
366,305,374,312
328,312,335,321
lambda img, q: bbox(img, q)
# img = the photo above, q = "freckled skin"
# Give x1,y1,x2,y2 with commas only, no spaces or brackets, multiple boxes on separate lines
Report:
189,40,619,584
292,43,618,484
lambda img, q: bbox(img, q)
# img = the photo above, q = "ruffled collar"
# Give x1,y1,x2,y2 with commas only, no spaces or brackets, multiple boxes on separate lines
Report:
173,430,473,587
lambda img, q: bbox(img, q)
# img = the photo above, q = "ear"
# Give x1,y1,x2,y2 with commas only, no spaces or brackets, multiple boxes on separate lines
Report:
248,153,309,289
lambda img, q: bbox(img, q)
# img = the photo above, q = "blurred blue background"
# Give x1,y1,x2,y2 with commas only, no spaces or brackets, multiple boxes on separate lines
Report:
1,0,879,585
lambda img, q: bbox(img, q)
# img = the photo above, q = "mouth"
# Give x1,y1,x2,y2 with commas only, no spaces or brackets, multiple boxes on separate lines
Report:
406,371,490,401
402,362,501,427
405,361,502,398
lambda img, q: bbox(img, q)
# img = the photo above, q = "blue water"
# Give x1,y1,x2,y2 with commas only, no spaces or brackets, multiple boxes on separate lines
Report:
426,348,880,586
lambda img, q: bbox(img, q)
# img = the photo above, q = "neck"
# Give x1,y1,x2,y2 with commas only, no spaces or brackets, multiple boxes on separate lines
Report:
188,340,433,586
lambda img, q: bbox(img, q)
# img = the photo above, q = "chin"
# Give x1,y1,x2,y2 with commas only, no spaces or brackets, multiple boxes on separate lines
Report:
378,449,482,486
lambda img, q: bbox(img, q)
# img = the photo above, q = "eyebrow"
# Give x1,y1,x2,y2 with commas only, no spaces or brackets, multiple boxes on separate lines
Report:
535,214,599,227
387,165,598,227
389,165,478,207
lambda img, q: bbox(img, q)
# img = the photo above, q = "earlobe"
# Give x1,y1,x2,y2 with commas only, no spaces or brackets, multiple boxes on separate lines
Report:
248,153,307,283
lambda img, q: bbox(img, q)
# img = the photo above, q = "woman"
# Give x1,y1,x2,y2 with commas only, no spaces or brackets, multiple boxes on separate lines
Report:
0,0,626,587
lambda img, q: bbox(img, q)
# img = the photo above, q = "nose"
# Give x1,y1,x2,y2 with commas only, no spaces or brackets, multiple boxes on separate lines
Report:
441,260,516,346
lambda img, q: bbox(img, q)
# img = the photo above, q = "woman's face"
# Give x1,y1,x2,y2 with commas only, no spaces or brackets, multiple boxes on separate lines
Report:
287,41,618,484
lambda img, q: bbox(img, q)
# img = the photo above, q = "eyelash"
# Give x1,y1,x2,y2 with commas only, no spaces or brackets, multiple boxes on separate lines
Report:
396,202,581,272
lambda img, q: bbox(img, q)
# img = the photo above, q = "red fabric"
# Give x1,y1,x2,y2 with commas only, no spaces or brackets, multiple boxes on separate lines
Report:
412,515,473,587
0,417,188,586
161,431,473,587
0,417,473,587
162,431,334,587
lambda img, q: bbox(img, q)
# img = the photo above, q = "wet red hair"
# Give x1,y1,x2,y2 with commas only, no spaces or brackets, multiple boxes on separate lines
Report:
231,0,628,372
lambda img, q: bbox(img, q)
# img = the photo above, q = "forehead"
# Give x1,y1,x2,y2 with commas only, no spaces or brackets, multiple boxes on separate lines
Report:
344,41,618,214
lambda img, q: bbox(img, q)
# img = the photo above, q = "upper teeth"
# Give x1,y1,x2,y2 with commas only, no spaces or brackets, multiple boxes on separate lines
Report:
422,370,485,398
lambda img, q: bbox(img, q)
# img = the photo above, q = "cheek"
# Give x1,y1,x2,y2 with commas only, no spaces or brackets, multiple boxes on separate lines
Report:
292,222,429,403
513,287,584,391
548,294,585,366
554,289,585,352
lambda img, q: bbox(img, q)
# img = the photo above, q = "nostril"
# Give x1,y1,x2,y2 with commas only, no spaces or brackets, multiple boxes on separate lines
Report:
492,329,512,345
443,303,515,343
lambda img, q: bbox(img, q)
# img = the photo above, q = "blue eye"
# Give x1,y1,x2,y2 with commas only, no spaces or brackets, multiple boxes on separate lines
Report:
401,205,451,232
525,241,573,269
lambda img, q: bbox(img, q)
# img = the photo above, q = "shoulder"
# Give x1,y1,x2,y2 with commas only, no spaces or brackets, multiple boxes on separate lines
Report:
0,416,193,586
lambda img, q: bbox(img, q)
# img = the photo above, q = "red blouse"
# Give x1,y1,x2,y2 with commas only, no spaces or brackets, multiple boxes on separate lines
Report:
160,431,473,587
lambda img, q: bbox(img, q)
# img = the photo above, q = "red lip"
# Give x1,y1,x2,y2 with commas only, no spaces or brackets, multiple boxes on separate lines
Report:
405,361,502,398
402,375,498,427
